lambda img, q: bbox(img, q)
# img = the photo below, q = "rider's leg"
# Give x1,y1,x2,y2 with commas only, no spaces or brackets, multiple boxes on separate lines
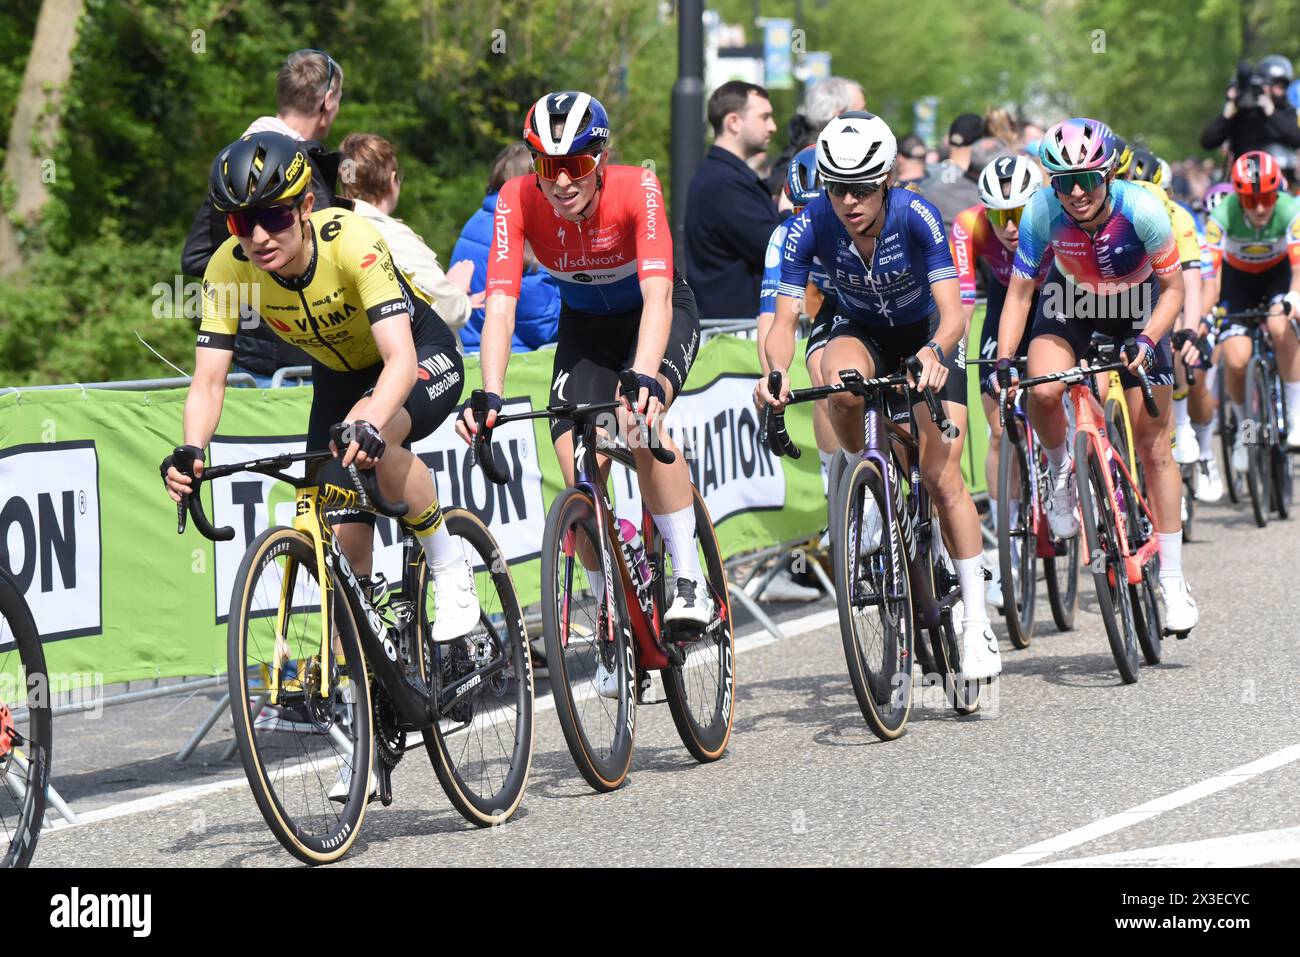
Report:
820,333,878,454
1267,310,1300,445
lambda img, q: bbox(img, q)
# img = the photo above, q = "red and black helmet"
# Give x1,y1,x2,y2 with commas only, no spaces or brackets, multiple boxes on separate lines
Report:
1231,150,1283,197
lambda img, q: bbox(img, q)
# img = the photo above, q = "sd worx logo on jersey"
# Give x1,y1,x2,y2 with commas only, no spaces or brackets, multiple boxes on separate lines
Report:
0,441,103,640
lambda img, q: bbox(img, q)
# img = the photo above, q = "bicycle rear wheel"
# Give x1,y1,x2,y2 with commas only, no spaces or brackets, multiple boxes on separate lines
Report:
0,570,49,869
1075,433,1141,684
1245,359,1272,528
832,459,914,740
997,422,1037,649
1115,467,1162,666
657,490,735,764
541,488,636,792
228,527,373,864
1043,526,1079,632
417,509,534,827
1181,464,1197,542
1269,373,1293,517
1219,373,1246,504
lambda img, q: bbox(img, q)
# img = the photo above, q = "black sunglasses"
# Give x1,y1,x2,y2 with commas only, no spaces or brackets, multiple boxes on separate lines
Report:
294,48,339,114
825,180,881,200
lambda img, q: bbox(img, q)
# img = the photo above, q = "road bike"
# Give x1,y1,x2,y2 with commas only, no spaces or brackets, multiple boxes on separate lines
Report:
0,566,49,869
1170,329,1215,542
764,359,985,742
1008,338,1169,684
470,373,734,792
174,450,532,863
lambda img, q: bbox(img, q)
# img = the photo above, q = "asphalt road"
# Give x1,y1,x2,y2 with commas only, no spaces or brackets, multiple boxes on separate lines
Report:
32,490,1300,868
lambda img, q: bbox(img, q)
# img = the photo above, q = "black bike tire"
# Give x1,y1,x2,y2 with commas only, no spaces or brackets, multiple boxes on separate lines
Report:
997,422,1036,649
227,527,373,865
1245,358,1271,528
659,489,736,763
540,488,636,792
420,508,535,827
0,570,49,870
1044,527,1080,632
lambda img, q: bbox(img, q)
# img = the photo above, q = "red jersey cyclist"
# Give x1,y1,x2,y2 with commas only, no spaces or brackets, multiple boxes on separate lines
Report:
457,92,711,657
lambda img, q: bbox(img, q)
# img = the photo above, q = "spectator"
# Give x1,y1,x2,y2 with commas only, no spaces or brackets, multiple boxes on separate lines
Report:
685,80,784,320
921,112,985,233
895,133,929,186
338,133,476,341
181,49,346,383
1019,121,1045,148
984,106,1019,148
450,143,561,353
764,76,866,196
1200,56,1300,163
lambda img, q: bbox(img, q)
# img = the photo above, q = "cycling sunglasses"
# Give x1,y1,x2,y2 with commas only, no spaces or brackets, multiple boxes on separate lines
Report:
1051,171,1106,195
226,201,301,238
825,180,881,200
293,48,339,114
987,206,1026,228
1239,191,1278,211
533,152,600,182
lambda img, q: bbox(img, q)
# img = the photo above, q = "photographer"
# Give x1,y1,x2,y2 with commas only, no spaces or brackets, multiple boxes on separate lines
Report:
1200,56,1300,162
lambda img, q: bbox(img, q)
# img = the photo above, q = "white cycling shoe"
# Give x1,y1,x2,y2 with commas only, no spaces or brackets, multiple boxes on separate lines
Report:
1195,456,1225,503
1045,463,1080,539
1230,431,1250,474
430,558,480,643
1160,577,1199,634
985,566,1004,612
328,755,379,804
1288,421,1300,450
960,619,1002,680
594,659,620,699
858,495,884,555
665,576,714,630
1172,422,1200,465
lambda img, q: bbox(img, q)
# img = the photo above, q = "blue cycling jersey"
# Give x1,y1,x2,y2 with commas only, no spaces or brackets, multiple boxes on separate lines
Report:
777,188,957,327
760,216,831,315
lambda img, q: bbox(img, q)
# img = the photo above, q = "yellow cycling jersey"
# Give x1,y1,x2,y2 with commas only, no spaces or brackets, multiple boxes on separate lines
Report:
198,208,449,372
1133,180,1201,270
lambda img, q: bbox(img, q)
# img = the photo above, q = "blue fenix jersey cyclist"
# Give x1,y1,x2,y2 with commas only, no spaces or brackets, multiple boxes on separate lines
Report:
778,188,958,327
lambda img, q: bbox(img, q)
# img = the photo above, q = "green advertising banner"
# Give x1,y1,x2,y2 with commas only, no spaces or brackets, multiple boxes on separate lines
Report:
0,327,993,687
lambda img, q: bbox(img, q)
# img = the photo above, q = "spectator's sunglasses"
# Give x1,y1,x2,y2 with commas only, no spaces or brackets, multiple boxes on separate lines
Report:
532,151,600,182
1050,171,1105,195
1239,190,1278,211
227,199,302,238
986,206,1026,228
293,48,338,114
825,180,881,200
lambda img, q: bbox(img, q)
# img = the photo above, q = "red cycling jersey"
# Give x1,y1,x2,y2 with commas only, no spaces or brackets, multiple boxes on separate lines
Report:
950,203,1053,306
487,164,675,315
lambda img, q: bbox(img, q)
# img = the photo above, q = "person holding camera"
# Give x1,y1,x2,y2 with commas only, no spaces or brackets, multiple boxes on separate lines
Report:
1200,56,1300,163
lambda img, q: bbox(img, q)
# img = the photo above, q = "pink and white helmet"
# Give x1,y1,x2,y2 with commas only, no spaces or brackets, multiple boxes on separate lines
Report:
1039,118,1117,175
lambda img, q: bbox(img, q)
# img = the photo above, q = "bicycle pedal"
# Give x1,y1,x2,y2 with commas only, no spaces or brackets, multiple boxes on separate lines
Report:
1164,628,1192,640
376,761,394,807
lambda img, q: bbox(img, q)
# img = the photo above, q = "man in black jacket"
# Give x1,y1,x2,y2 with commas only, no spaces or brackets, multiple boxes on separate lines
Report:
181,49,345,380
1200,56,1300,164
684,81,784,320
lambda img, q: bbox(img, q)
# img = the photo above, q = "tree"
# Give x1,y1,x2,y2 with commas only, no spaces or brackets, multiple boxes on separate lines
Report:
0,0,84,277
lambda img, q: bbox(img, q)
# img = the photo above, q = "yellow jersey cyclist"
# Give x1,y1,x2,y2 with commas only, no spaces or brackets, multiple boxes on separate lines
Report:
456,91,713,658
161,131,480,643
758,112,1003,682
1205,150,1300,467
995,118,1198,634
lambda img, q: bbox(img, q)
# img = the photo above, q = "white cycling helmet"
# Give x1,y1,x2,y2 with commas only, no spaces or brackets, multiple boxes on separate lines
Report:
978,153,1043,209
816,111,897,186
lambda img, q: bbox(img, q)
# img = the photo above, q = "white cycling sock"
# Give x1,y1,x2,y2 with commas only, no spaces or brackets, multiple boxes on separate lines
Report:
953,556,988,623
987,499,999,535
1192,420,1213,454
1157,531,1183,582
653,506,702,581
819,449,834,496
404,501,461,573
1045,442,1070,471
1285,382,1300,424
1173,397,1190,427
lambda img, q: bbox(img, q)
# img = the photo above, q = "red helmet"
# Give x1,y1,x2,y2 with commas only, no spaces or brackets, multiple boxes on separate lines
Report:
1231,151,1283,197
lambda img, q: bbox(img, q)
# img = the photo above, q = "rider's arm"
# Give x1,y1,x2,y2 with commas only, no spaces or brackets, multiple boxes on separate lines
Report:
996,275,1037,362
479,293,518,396
762,206,817,394
629,166,680,385
929,277,965,359
182,346,233,449
1204,213,1226,313
756,221,789,377
353,316,418,432
951,207,979,332
1288,213,1300,304
479,178,531,398
630,275,673,377
1133,195,1185,342
911,194,963,359
763,293,802,386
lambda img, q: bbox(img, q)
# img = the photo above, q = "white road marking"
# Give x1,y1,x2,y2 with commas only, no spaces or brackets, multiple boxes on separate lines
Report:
39,605,841,838
975,742,1300,867
1040,826,1300,868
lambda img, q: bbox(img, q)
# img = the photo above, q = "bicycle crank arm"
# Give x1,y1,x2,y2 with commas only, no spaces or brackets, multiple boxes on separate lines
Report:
436,653,511,716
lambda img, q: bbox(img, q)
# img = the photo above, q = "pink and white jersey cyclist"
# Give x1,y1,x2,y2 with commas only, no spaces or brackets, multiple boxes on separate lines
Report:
459,90,714,650
994,117,1198,636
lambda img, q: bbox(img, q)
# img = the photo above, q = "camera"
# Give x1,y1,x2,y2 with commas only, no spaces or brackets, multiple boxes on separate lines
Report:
1232,60,1268,111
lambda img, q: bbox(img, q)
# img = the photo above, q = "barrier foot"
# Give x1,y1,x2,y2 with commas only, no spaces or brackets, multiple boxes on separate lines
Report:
728,584,785,643
807,556,836,598
4,749,81,827
221,693,267,761
746,556,787,602
176,692,232,763
44,781,81,827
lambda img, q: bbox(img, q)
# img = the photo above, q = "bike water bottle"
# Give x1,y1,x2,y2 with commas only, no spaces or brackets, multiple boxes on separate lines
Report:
617,519,652,593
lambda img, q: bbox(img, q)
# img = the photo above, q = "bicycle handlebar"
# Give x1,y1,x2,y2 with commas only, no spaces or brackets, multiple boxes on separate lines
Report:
470,391,512,486
616,370,676,466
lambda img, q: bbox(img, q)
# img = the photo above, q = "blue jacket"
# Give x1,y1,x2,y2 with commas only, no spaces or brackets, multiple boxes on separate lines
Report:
451,192,562,352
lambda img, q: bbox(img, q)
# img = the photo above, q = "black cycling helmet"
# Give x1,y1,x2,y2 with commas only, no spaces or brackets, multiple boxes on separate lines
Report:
208,131,312,212
1128,147,1163,186
1258,54,1295,86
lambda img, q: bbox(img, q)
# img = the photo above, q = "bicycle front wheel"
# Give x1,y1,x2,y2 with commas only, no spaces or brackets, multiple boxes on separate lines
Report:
418,508,534,827
997,422,1037,649
541,488,636,792
228,527,373,865
0,570,49,869
832,458,913,740
1043,523,1079,632
657,489,735,764
1075,433,1140,684
1245,358,1272,528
